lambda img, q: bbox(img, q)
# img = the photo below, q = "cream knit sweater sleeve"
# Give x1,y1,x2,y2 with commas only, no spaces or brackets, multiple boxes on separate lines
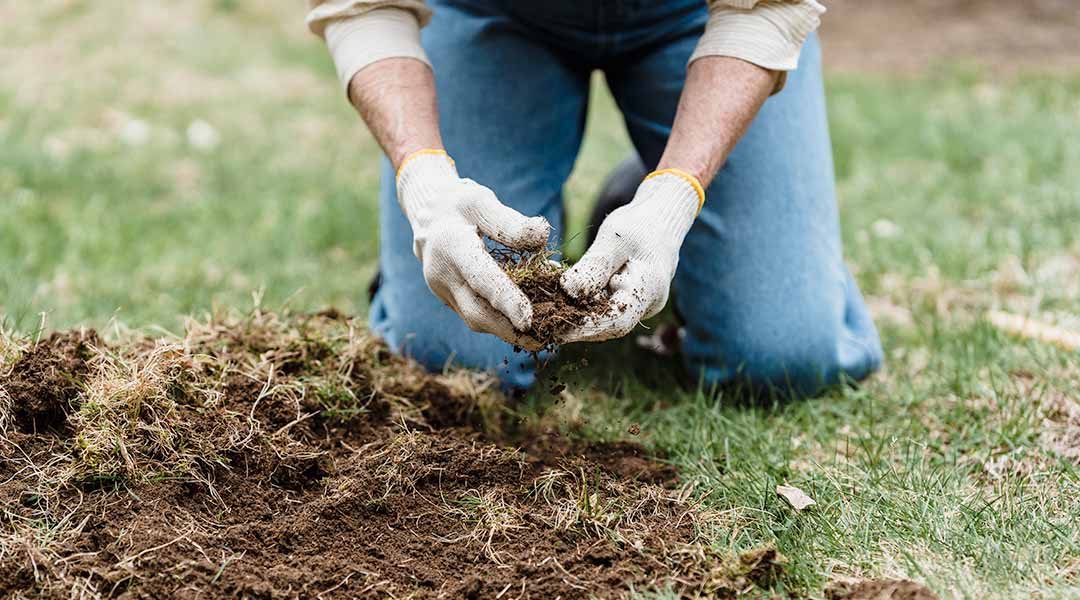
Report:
307,0,824,94
306,1,433,93
694,1,825,92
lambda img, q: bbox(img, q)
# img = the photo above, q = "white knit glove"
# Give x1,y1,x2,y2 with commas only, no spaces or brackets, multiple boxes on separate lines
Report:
559,169,703,343
396,150,550,348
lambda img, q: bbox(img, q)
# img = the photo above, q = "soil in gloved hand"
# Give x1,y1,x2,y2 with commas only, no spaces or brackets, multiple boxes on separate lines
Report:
491,247,613,347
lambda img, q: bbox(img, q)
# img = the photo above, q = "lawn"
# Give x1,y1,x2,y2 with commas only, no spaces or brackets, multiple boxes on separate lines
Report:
2,2,1079,598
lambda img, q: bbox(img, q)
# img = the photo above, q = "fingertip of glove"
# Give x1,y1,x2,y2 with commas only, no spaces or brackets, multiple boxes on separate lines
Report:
499,291,532,332
559,267,587,300
522,216,551,248
513,305,533,333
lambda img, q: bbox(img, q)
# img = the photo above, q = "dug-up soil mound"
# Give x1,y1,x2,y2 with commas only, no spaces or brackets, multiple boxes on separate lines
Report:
0,311,781,599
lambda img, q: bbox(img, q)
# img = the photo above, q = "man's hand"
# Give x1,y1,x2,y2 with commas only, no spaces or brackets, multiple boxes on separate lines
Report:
397,150,550,349
343,60,550,349
559,56,776,344
558,171,702,342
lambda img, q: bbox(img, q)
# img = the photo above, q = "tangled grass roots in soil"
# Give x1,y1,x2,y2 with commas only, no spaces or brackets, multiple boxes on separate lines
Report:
492,248,612,347
0,310,782,599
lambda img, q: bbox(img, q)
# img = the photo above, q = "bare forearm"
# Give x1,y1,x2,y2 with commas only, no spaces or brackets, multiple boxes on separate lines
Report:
657,56,777,188
347,58,443,170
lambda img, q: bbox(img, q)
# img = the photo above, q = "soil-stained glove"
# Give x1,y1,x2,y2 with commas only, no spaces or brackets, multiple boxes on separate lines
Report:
396,150,551,349
559,169,704,343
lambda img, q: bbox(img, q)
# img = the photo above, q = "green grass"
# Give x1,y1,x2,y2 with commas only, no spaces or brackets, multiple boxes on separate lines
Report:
2,3,1079,598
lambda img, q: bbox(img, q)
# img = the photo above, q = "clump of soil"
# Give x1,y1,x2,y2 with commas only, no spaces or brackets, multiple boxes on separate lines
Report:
492,248,612,347
5,330,98,435
827,578,939,600
0,311,782,599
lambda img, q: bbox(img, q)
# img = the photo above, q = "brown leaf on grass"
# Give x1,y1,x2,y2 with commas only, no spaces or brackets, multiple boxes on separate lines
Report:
776,484,816,511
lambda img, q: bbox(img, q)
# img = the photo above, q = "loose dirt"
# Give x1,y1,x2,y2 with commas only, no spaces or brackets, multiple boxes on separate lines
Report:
5,331,98,435
0,312,779,598
493,249,613,347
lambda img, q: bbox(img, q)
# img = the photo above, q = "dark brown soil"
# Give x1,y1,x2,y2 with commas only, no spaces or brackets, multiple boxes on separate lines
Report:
5,330,98,435
0,313,774,599
515,435,679,487
493,249,613,347
827,578,939,600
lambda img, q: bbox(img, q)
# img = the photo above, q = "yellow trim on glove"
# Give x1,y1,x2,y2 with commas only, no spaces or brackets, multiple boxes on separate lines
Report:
396,148,454,179
644,168,706,214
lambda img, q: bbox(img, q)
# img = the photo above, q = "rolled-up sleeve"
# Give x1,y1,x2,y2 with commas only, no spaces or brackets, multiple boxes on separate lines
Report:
692,0,825,93
307,1,432,92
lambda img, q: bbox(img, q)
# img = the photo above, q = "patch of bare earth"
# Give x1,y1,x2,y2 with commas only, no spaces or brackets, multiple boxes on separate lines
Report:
1021,369,1080,465
0,312,780,598
821,0,1080,73
966,367,1080,482
827,577,938,600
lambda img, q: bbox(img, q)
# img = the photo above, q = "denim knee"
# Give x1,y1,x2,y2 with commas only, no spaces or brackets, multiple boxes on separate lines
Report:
685,317,879,399
369,289,540,391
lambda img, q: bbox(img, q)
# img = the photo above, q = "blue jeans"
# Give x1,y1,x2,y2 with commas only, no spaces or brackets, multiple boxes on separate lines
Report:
369,0,884,397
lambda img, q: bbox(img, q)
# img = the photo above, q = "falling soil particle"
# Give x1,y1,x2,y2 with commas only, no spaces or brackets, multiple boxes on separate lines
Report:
0,312,771,599
627,423,641,436
549,383,566,396
492,248,613,347
826,578,939,600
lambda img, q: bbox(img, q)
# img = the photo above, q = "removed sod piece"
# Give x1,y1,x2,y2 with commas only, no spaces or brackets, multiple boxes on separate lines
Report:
491,247,612,347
